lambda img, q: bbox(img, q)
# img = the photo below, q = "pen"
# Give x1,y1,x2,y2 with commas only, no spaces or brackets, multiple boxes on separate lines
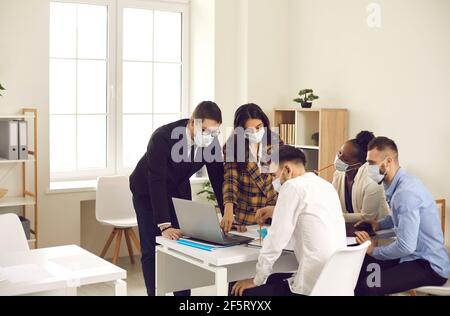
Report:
259,224,262,244
314,163,335,174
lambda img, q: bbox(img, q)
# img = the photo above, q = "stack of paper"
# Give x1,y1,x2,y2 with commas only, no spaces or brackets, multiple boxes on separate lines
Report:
247,237,295,252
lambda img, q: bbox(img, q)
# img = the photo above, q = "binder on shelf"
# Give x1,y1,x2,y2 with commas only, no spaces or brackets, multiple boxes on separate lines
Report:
286,124,290,144
18,120,28,160
290,124,293,144
0,120,19,160
280,124,288,144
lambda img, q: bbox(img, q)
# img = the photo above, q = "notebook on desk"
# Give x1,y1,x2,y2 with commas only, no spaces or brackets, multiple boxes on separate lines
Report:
177,238,232,252
247,238,295,253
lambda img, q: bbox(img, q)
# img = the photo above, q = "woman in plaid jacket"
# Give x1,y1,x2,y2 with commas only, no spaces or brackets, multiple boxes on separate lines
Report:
221,104,281,232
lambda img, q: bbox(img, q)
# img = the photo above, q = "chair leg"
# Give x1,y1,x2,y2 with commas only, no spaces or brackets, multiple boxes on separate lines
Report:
100,228,117,259
124,229,135,264
112,229,123,265
128,229,141,253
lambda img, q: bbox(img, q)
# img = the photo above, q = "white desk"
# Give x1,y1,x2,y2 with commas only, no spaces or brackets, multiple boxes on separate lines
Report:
156,226,358,296
0,245,127,296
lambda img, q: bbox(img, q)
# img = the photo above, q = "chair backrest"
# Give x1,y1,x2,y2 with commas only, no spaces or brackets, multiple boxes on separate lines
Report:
436,199,446,238
310,241,370,296
0,213,30,252
95,176,135,222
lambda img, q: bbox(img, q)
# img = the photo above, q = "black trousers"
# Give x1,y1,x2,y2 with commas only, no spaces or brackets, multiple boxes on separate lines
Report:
231,273,303,297
355,255,447,296
132,195,190,297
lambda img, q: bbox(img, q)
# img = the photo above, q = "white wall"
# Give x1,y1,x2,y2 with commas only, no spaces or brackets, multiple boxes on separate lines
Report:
191,0,292,133
190,0,215,108
288,0,450,244
245,0,291,116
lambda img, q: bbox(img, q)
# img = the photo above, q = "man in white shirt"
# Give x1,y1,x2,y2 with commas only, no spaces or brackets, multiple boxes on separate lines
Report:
231,145,347,296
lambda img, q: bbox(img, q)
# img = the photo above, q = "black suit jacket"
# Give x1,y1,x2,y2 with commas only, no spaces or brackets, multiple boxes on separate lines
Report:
129,119,224,226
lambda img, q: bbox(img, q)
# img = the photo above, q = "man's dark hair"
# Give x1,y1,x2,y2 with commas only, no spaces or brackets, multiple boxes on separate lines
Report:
192,101,222,124
368,137,399,156
278,145,306,166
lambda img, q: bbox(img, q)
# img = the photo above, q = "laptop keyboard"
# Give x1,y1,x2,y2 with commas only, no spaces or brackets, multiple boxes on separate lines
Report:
224,234,251,242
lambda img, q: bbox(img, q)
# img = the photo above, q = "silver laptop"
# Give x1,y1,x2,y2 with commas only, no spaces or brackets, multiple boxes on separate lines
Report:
172,198,254,246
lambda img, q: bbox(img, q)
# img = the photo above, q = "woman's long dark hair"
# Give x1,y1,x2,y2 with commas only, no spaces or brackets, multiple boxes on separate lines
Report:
224,103,278,171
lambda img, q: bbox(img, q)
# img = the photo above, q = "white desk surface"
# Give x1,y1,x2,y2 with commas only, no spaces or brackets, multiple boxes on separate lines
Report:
156,226,358,267
0,245,126,296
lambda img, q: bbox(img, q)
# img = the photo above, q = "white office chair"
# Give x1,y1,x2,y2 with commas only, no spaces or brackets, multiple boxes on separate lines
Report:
310,241,370,296
412,199,450,296
415,280,450,296
0,213,30,253
96,176,140,265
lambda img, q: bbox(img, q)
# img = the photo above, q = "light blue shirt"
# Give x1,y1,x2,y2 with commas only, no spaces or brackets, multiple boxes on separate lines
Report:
373,168,450,279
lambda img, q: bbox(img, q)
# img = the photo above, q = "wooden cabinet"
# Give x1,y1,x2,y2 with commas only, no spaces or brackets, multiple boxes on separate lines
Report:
274,108,348,182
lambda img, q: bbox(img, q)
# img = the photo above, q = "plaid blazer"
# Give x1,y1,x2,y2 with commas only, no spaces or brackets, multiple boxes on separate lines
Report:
223,162,278,225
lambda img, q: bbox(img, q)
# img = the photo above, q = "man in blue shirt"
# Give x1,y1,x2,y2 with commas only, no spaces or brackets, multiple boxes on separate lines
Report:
355,137,449,296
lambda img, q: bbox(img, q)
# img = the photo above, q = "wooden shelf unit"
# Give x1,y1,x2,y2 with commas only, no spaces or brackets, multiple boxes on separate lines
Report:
274,108,348,182
0,108,38,248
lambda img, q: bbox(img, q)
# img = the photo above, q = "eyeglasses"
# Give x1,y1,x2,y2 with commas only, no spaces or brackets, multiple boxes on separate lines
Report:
202,128,221,138
194,121,221,138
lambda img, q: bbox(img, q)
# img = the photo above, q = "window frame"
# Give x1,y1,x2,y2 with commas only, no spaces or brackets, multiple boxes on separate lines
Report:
49,0,190,181
116,0,190,174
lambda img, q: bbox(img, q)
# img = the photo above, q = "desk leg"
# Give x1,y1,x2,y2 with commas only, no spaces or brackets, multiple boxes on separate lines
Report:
65,287,78,296
115,280,127,296
214,267,228,296
156,249,167,296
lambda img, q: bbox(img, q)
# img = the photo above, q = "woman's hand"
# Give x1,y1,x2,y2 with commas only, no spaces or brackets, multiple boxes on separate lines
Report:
255,206,275,225
221,204,235,233
232,224,248,233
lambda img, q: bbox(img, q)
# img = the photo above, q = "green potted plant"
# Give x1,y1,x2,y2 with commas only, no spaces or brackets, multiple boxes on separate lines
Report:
197,180,217,205
293,89,319,108
0,83,5,96
196,180,219,212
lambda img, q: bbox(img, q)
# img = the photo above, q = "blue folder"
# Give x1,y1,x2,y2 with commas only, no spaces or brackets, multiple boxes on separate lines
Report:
177,239,218,252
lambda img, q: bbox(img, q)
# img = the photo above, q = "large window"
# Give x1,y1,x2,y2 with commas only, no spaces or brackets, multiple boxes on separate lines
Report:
49,0,189,181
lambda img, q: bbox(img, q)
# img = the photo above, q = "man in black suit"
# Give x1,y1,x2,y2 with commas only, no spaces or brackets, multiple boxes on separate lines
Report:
129,101,225,296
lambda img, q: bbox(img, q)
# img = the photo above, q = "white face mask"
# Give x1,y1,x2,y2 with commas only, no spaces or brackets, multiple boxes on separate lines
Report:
272,167,292,192
368,164,386,185
272,178,282,192
246,128,265,144
334,155,360,173
194,131,214,148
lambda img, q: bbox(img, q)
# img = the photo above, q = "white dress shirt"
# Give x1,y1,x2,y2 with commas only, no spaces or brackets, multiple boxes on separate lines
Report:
249,143,263,170
254,172,347,295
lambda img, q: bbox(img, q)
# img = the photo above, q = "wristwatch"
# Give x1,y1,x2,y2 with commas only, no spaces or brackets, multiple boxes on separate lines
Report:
160,225,172,233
